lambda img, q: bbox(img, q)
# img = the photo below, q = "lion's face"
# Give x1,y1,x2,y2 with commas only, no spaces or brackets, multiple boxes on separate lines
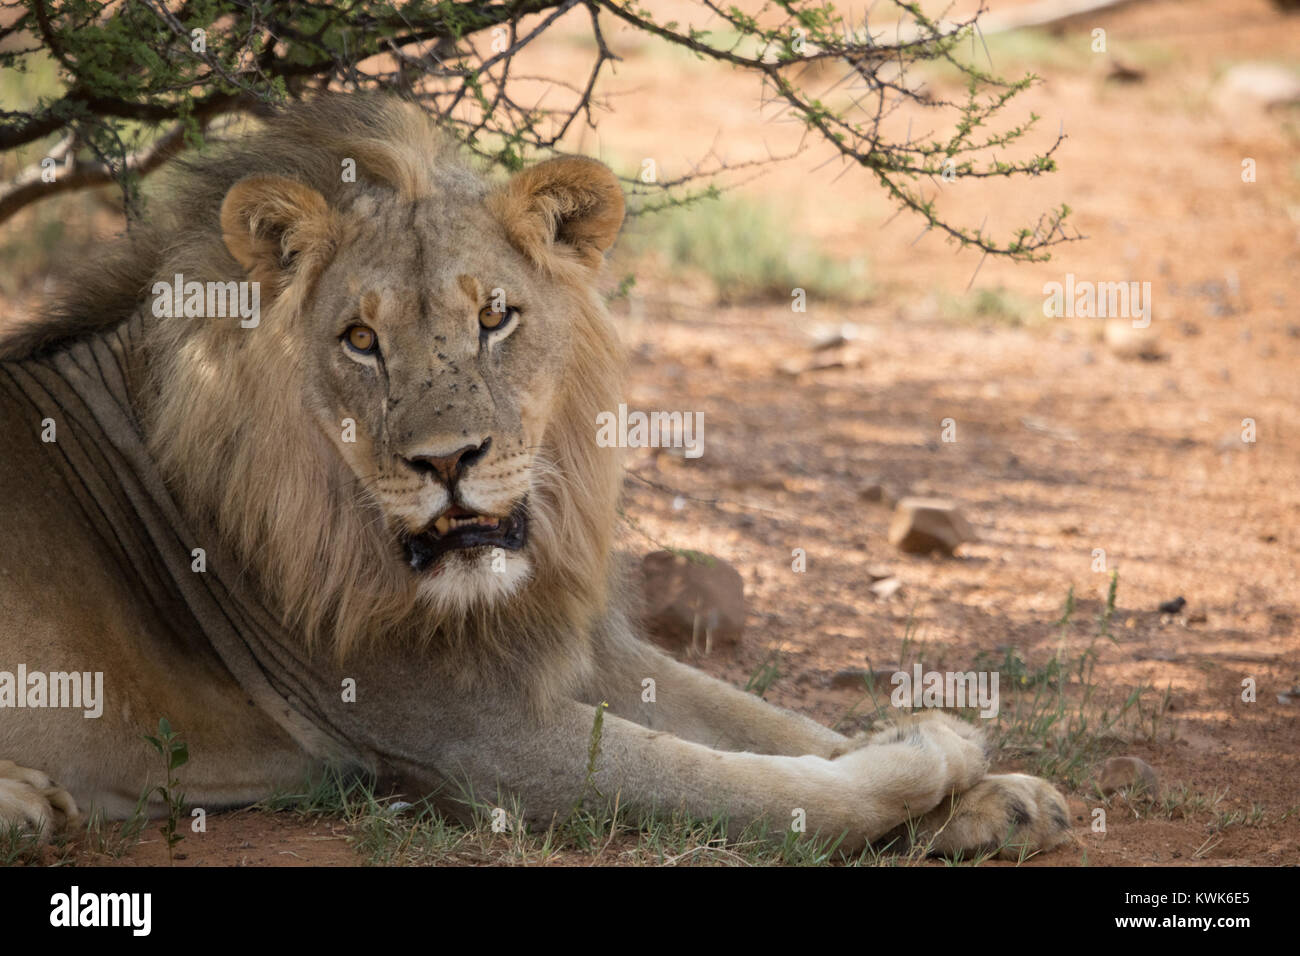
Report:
209,139,626,625
304,193,571,607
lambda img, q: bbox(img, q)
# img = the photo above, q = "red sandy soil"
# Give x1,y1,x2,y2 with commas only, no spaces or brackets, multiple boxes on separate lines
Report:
609,0,1300,867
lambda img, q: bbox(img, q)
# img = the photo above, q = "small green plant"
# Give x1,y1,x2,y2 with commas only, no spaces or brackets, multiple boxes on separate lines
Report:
141,717,188,864
583,701,607,800
621,195,870,304
745,649,781,698
1155,783,1228,821
988,574,1153,788
553,701,616,852
82,803,148,860
940,286,1040,328
1097,570,1120,643
0,821,41,865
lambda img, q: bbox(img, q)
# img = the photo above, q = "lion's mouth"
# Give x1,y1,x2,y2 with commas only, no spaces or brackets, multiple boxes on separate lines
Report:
400,500,529,573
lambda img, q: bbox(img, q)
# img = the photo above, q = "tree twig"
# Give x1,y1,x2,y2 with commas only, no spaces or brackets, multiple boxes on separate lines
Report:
0,121,192,223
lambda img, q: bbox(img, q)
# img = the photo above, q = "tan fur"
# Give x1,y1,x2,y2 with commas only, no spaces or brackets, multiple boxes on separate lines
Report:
129,98,624,701
0,94,1071,859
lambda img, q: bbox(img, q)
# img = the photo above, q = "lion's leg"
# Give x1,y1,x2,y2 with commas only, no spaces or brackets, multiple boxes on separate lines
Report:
580,630,1070,857
403,690,988,849
0,760,80,844
585,628,859,758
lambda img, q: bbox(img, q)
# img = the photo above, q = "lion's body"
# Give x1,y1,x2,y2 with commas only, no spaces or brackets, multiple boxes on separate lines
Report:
0,95,1070,858
0,353,315,822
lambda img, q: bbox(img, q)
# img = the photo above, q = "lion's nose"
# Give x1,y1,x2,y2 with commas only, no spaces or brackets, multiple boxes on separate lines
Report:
404,437,491,487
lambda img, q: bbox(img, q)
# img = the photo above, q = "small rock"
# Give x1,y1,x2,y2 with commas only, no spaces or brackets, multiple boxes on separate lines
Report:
869,577,903,601
1103,317,1161,360
865,565,893,582
778,348,866,376
1277,687,1300,705
809,322,862,350
859,482,894,505
1106,59,1145,84
1158,596,1187,614
810,349,866,372
888,497,977,555
639,550,745,657
1213,62,1300,112
1098,756,1160,797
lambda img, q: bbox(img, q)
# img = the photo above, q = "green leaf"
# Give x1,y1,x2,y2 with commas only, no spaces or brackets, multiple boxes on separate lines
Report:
169,743,189,770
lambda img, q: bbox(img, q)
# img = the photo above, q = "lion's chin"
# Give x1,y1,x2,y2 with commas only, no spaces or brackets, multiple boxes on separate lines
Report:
413,548,533,615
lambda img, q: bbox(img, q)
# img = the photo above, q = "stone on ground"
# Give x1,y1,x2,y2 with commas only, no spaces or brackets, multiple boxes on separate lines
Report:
639,550,745,656
1097,756,1161,797
888,498,977,555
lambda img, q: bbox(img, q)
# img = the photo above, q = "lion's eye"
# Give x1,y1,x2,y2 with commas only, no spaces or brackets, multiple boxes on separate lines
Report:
479,305,519,332
343,324,379,355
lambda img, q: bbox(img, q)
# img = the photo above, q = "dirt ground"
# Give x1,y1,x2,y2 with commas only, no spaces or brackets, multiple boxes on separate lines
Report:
4,0,1297,865
610,0,1300,867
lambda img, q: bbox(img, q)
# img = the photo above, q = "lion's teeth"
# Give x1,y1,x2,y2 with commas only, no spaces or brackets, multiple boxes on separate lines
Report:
432,513,502,535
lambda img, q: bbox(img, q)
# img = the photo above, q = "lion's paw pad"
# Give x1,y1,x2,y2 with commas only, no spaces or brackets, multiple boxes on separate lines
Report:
918,772,1071,861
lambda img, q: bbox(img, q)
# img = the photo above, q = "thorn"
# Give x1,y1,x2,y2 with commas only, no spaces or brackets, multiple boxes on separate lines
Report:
966,250,989,291
975,20,993,69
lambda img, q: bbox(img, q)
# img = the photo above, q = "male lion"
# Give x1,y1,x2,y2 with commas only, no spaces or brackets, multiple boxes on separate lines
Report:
0,95,1069,859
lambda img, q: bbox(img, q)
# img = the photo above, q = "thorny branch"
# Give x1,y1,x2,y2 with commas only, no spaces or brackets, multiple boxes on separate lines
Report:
0,0,1081,257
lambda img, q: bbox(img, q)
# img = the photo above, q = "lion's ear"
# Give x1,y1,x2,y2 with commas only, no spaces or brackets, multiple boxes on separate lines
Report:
493,156,625,271
220,175,338,290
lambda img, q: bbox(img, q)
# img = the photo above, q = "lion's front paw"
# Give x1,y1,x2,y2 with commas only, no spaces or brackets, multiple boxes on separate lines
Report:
866,712,990,794
913,772,1072,861
0,760,80,843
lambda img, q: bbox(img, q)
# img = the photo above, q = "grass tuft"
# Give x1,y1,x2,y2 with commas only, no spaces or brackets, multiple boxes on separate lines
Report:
621,195,870,305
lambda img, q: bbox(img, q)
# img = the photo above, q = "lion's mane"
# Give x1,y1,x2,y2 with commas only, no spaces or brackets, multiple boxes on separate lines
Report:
5,96,626,704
